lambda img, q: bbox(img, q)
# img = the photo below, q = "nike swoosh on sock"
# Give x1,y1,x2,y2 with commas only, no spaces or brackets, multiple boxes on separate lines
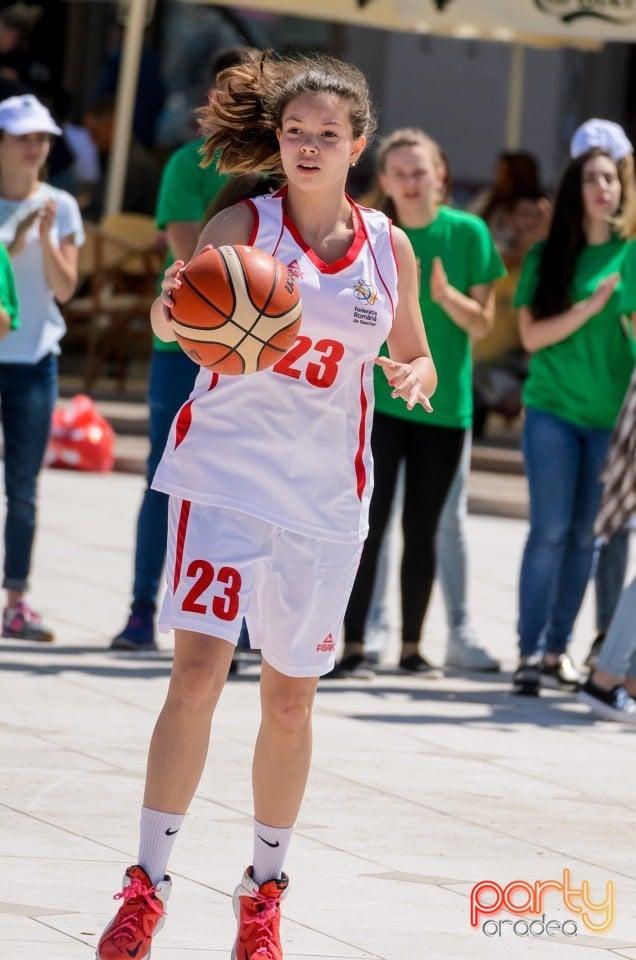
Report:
258,836,280,848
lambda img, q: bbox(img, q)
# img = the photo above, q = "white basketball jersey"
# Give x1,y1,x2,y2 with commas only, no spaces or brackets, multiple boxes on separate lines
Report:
152,189,398,543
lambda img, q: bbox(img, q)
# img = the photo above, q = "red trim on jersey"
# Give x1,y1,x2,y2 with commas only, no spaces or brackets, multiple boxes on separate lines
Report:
173,499,191,593
174,400,194,449
355,367,368,501
174,374,218,448
276,185,366,275
359,209,396,322
388,221,399,273
242,199,259,246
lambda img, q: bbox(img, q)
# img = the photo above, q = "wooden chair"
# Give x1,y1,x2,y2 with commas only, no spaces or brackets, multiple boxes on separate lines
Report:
63,213,165,391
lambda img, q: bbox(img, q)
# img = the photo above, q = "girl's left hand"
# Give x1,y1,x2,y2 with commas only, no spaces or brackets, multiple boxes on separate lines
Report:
0,306,11,341
430,256,449,304
38,201,57,239
375,356,433,412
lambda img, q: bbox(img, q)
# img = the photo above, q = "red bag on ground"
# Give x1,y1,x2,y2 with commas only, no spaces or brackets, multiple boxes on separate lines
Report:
46,394,115,472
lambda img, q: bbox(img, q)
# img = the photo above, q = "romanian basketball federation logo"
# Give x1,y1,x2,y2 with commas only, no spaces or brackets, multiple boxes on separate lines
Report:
353,279,378,305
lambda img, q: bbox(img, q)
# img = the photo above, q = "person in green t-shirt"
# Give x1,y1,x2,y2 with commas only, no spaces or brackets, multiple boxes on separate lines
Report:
512,142,636,697
331,128,505,679
0,242,18,338
111,46,256,654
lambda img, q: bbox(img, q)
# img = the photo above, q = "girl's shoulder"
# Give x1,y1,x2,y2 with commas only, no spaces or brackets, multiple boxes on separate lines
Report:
38,183,81,211
437,204,494,237
350,199,393,237
522,240,545,264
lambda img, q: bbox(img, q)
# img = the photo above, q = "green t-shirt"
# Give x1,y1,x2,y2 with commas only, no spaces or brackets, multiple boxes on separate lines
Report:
153,138,228,352
0,242,18,329
514,236,636,429
373,206,505,428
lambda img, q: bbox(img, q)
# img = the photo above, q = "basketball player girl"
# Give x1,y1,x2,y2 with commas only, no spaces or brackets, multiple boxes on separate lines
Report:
97,52,436,960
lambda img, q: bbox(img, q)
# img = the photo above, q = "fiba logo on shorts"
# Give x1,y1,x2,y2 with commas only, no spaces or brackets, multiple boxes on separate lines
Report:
535,0,636,25
470,869,615,939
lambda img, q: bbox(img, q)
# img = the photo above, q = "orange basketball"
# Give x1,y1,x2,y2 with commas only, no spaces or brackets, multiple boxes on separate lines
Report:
169,244,302,375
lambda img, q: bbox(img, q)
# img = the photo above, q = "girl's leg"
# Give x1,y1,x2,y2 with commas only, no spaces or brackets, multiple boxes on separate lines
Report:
400,422,464,663
1,356,57,641
144,629,235,813
97,630,235,960
595,577,636,685
517,409,581,659
341,413,404,657
544,426,611,657
132,351,198,612
593,527,630,634
229,663,320,960
253,661,319,830
436,428,471,633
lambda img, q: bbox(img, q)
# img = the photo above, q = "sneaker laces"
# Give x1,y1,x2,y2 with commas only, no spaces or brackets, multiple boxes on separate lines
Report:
242,890,282,955
110,877,163,944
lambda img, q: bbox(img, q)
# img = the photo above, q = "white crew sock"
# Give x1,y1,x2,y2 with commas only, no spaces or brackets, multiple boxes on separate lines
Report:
251,818,295,886
138,805,185,885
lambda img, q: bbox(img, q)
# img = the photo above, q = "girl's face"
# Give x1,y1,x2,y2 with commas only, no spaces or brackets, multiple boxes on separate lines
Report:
277,93,365,191
378,143,442,215
581,154,621,224
0,131,51,174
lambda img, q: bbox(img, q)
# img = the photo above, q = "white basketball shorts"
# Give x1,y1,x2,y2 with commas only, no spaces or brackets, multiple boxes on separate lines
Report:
159,498,362,677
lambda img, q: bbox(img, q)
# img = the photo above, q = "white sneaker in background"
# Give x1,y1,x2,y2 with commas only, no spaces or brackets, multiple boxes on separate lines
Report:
445,626,500,672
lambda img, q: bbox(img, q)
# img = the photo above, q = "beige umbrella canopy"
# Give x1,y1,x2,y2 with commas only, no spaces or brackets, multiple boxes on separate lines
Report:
186,0,636,44
105,0,636,213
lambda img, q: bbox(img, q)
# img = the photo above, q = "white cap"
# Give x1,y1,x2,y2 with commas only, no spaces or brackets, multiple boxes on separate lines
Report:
570,118,633,162
0,94,61,136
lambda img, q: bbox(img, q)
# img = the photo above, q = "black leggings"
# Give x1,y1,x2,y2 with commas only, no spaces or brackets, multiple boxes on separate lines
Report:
345,411,465,650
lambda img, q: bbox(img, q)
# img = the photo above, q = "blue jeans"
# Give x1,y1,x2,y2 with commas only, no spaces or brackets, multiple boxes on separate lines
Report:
0,354,57,592
594,527,631,632
436,428,472,631
596,577,636,678
132,350,197,609
518,407,611,657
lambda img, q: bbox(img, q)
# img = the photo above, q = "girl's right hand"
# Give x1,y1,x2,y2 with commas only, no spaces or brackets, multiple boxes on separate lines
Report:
588,273,620,316
160,260,184,321
10,208,40,256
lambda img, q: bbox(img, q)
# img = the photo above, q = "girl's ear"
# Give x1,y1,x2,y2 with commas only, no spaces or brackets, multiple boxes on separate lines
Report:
350,135,366,168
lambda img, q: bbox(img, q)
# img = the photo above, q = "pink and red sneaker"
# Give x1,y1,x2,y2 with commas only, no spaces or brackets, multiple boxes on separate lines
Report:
97,865,171,960
2,600,54,642
232,867,289,960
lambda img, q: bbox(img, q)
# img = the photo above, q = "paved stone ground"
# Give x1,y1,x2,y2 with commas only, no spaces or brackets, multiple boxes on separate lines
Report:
0,468,634,959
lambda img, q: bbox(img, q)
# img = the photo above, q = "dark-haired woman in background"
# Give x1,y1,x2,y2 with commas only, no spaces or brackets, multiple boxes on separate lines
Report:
513,144,636,695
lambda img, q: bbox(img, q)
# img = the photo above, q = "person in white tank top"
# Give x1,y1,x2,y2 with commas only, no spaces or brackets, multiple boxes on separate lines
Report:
96,51,437,960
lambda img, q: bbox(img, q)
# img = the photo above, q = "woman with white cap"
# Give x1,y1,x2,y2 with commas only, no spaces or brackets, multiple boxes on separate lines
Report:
0,93,84,642
513,125,636,695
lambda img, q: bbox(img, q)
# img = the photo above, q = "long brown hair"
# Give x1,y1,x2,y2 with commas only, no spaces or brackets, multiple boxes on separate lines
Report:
532,147,636,318
197,51,376,176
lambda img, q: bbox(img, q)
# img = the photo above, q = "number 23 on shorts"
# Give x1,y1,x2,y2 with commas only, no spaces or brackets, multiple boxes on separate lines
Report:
181,560,242,622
